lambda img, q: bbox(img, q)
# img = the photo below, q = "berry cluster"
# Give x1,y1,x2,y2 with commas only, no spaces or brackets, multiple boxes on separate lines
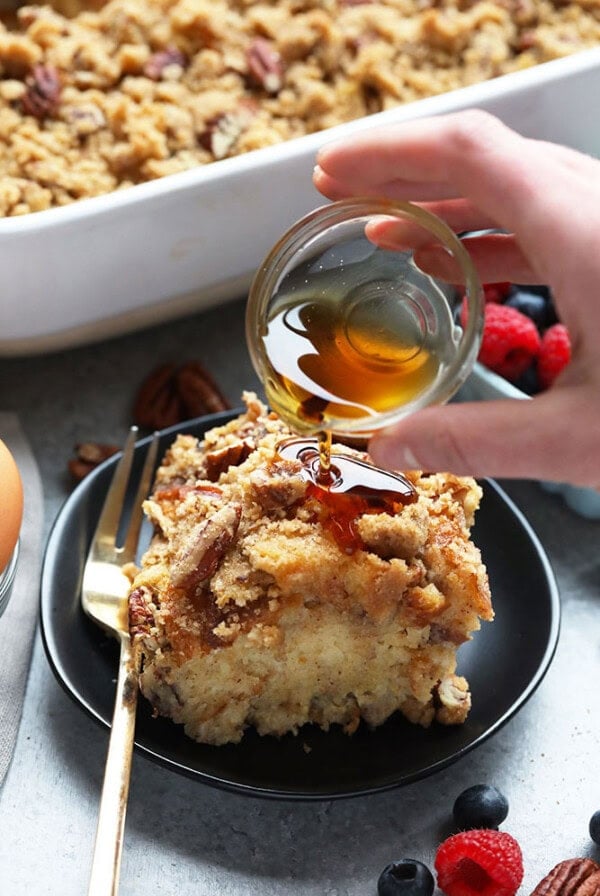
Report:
462,283,571,394
376,786,600,896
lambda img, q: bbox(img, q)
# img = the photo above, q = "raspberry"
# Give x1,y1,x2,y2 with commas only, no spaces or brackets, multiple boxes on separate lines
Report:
483,282,512,304
435,830,524,896
537,323,571,389
476,303,541,382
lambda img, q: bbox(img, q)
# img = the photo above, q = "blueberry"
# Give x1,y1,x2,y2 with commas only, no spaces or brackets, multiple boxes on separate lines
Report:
589,810,600,845
512,364,541,396
377,859,434,896
512,283,552,299
505,288,558,330
453,784,509,830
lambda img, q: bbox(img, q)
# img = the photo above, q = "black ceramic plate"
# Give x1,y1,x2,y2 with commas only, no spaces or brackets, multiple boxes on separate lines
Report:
40,410,560,801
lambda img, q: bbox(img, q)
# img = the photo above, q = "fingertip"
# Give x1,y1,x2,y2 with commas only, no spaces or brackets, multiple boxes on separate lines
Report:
311,169,351,201
413,245,463,281
315,144,340,172
312,164,325,190
370,403,500,479
314,145,329,166
368,432,422,472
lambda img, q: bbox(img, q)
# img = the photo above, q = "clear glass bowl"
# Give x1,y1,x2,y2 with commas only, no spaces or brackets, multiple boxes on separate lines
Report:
0,541,19,619
246,198,483,439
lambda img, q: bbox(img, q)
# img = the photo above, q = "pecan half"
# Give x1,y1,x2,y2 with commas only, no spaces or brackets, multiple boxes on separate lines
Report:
246,38,284,94
170,503,242,590
133,363,181,430
68,442,120,482
531,859,600,896
176,361,231,417
132,361,230,431
21,63,61,120
143,47,188,81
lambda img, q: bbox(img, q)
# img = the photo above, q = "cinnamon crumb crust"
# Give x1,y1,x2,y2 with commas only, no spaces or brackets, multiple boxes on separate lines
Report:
1,0,599,215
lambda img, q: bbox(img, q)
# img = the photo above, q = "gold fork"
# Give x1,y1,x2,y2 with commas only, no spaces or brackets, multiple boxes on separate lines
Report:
82,426,159,896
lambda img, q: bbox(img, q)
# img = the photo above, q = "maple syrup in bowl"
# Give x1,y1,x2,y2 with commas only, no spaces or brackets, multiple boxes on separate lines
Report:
246,198,482,440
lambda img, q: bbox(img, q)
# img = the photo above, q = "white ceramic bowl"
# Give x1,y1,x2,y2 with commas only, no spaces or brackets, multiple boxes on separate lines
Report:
459,363,600,520
2,48,600,357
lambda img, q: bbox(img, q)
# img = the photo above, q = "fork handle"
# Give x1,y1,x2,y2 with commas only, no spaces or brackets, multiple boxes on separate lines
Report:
88,634,138,896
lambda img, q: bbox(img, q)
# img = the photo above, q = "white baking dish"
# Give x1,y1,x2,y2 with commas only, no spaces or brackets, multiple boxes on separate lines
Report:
2,47,600,357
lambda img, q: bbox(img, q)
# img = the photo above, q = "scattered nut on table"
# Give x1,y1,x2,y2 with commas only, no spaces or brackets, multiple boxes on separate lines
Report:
132,361,231,431
530,857,600,896
67,442,121,482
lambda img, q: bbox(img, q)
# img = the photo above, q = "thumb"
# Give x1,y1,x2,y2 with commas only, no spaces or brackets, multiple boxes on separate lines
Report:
368,390,599,488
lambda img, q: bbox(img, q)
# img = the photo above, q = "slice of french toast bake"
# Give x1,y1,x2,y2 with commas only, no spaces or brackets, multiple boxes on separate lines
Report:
128,393,492,745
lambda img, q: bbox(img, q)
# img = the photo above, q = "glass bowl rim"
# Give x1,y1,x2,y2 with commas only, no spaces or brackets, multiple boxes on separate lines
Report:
0,540,19,618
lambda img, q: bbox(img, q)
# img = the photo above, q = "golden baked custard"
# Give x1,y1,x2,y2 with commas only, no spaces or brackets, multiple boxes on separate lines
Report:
128,394,493,745
1,0,599,215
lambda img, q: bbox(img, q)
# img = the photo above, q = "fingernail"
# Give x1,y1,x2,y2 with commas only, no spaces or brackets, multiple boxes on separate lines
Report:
400,445,421,469
370,435,421,471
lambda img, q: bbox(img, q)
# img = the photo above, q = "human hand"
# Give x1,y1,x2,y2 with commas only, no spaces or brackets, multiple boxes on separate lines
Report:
313,110,600,489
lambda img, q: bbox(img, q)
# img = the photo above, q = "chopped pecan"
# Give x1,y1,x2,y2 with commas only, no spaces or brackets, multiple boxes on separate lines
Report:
246,38,283,94
198,106,255,160
128,587,154,638
518,28,537,50
531,858,600,896
132,361,230,431
65,103,106,136
170,503,242,590
21,63,61,120
428,622,466,645
68,441,120,482
249,459,307,511
435,675,471,725
204,438,255,481
143,46,188,81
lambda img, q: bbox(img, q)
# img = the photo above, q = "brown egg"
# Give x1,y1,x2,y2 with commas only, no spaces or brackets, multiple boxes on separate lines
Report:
0,439,24,574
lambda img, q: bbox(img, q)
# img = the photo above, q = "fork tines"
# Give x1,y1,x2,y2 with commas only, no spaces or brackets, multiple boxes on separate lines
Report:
91,427,160,567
